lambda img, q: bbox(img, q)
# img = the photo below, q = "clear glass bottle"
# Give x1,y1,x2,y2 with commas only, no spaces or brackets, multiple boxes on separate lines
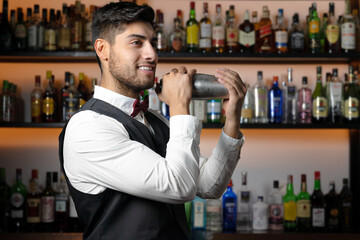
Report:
226,5,239,53
169,16,185,53
193,100,207,122
254,71,268,123
290,13,305,53
241,81,254,124
237,171,251,232
207,99,221,123
327,68,343,123
285,68,297,124
199,2,212,53
269,180,283,231
252,196,268,231
269,76,283,123
155,10,167,52
27,5,41,51
298,76,312,124
274,9,288,53
44,9,57,51
71,1,84,51
212,4,225,53
283,174,297,232
206,198,222,233
186,1,199,53
341,0,356,53
85,5,95,51
222,180,237,233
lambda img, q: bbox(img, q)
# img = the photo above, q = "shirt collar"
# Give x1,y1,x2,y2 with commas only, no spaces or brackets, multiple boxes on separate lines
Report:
93,85,138,116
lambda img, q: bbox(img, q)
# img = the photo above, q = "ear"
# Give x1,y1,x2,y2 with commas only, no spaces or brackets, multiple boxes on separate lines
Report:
94,39,110,62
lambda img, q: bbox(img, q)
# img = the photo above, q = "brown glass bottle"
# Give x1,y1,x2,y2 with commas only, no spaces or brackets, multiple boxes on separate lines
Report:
239,10,255,53
42,71,57,122
257,6,273,53
41,172,56,232
26,169,41,232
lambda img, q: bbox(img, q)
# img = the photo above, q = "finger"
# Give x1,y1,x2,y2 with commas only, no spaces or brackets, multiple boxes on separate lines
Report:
171,68,178,74
188,69,197,81
216,69,246,94
178,66,188,74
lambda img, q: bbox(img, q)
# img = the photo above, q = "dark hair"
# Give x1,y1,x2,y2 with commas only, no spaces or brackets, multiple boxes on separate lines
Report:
92,2,155,72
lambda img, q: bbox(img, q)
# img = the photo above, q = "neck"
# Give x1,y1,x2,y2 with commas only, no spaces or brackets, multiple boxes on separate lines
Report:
101,73,139,99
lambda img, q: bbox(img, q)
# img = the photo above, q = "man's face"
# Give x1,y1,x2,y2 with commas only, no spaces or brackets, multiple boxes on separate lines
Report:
108,21,158,94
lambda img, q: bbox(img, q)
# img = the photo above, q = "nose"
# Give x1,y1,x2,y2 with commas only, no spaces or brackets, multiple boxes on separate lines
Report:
143,42,157,63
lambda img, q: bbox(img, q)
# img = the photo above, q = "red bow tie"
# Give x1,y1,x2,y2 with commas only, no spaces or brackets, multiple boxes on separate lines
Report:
130,95,149,117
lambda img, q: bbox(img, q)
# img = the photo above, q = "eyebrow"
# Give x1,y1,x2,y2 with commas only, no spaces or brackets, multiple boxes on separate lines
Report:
127,34,157,42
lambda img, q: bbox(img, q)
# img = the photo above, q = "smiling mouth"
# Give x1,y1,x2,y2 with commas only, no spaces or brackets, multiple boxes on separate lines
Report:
138,66,155,71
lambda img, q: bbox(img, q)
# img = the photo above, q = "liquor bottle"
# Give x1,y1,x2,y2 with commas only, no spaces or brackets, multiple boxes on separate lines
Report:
269,76,283,123
169,15,185,53
252,196,268,231
55,173,69,232
312,66,328,123
42,70,57,122
0,168,10,233
193,100,207,122
269,180,283,231
1,80,13,122
252,11,259,51
26,169,41,232
186,1,199,53
207,99,221,123
25,8,32,28
311,171,326,232
239,10,255,53
31,75,42,123
14,8,27,50
28,5,41,51
71,1,83,51
298,77,312,124
240,82,254,123
90,78,97,98
85,5,95,51
161,102,170,120
327,68,343,123
325,181,340,232
257,6,273,53
199,2,212,53
308,3,321,53
325,2,340,54
274,9,288,53
339,178,352,232
60,72,70,122
297,174,311,232
237,171,251,232
344,66,359,123
58,4,71,51
206,198,222,232
290,13,305,53
341,0,356,53
10,168,27,233
212,4,225,53
226,5,239,53
283,175,297,232
320,13,328,53
191,196,206,230
52,172,58,192
324,72,331,97
222,180,237,233
354,9,360,53
155,10,167,52
41,172,55,232
38,8,48,50
253,71,268,123
44,9,57,51
78,72,89,109
0,0,12,50
64,73,79,121
285,68,297,123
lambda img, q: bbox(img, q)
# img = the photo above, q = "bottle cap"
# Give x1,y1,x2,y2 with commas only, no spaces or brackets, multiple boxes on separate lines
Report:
302,76,308,85
273,180,279,188
273,76,279,82
258,196,263,201
34,4,39,13
52,171,58,183
228,179,233,187
343,178,348,185
190,1,195,10
314,171,321,180
332,68,338,77
288,174,293,183
301,174,306,182
16,168,22,175
32,169,38,179
257,71,263,80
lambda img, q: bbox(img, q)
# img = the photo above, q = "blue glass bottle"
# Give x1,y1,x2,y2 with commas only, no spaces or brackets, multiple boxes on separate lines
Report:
191,196,206,231
222,180,237,233
161,102,170,120
269,76,283,123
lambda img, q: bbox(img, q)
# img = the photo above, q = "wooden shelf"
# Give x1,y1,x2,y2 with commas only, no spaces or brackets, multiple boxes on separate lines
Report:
0,51,358,64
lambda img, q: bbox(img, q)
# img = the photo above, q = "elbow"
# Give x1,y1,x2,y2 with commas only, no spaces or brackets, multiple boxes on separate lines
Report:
177,181,197,202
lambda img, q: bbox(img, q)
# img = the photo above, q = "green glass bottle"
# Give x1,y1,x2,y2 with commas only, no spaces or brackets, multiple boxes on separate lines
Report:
186,1,199,52
10,168,27,232
0,168,10,233
312,66,328,123
319,13,328,53
296,174,311,232
308,3,321,53
344,66,359,123
283,174,297,232
41,172,56,232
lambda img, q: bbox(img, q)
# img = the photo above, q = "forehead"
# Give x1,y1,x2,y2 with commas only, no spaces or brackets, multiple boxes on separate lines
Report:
117,21,155,40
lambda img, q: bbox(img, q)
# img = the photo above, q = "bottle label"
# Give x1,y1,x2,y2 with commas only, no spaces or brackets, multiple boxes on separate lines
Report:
241,108,253,119
38,25,44,48
259,24,271,38
200,22,212,38
41,196,55,222
312,97,328,117
224,201,236,219
328,82,343,116
28,25,38,47
254,88,267,118
341,22,356,49
252,204,268,229
271,96,282,114
193,201,205,228
15,25,27,39
269,204,283,225
239,30,255,47
59,28,71,48
206,205,221,213
187,24,199,45
156,32,167,50
226,27,238,46
240,190,250,202
326,25,339,44
291,32,304,49
275,31,288,48
44,29,57,50
42,97,55,115
212,26,225,47
71,20,83,49
207,101,221,115
11,210,23,218
27,198,41,223
193,100,207,122
55,200,67,213
11,193,24,208
199,39,211,49
297,199,311,218
65,93,78,120
312,207,325,227
85,21,93,42
345,97,359,118
284,201,297,221
31,98,42,118
172,36,184,52
309,20,320,34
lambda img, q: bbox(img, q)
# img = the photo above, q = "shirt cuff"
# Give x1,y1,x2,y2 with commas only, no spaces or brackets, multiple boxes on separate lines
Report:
169,115,202,144
211,129,245,162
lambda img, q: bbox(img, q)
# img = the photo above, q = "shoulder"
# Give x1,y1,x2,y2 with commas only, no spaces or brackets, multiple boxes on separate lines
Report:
147,109,169,127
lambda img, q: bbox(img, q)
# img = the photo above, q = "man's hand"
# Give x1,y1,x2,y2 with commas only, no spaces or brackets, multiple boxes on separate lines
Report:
215,68,246,139
156,66,197,117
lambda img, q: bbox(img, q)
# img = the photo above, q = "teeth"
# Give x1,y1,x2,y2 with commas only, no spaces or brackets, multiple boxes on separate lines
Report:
139,66,153,71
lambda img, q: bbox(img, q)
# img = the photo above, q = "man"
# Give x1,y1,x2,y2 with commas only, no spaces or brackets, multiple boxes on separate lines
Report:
59,2,246,240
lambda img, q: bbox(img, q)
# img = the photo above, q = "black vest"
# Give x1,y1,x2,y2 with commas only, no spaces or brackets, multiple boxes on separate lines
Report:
59,98,189,240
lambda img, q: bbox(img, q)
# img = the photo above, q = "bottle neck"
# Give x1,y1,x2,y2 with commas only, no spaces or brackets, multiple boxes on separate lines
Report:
16,173,22,184
314,179,321,190
287,181,294,194
190,9,196,20
301,181,307,192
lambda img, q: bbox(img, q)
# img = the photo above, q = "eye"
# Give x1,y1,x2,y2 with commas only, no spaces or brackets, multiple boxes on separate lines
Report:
131,40,143,46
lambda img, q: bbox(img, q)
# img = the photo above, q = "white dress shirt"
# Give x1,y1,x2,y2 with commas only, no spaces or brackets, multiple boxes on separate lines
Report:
63,85,244,204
